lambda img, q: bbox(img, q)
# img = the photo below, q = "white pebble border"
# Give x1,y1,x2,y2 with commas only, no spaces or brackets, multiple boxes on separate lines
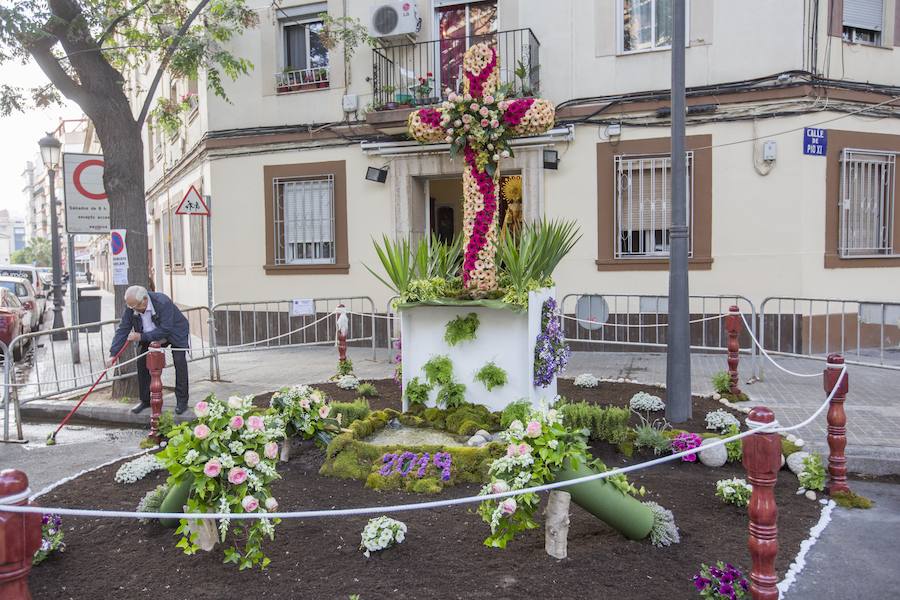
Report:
776,499,836,598
31,447,157,501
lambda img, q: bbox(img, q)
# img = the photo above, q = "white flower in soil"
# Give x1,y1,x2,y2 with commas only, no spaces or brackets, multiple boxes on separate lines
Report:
629,391,665,413
705,409,740,433
574,373,599,388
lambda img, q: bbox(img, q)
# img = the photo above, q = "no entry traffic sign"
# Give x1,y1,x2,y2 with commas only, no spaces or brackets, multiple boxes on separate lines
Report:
63,153,110,234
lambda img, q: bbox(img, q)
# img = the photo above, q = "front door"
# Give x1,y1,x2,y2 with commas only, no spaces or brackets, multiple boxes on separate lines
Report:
436,0,497,95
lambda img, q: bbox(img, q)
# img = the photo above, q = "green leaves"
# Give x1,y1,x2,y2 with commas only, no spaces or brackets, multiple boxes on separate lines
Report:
497,218,581,297
474,362,508,391
366,234,462,299
444,312,480,346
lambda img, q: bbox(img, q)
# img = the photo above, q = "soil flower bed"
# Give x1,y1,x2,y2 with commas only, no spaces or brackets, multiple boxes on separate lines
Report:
29,379,821,599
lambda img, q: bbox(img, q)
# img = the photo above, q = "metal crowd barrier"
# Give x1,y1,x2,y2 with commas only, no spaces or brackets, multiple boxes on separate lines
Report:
211,296,378,360
759,296,900,378
0,340,25,443
559,293,760,378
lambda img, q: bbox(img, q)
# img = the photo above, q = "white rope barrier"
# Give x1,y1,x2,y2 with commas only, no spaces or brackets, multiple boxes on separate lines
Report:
739,313,822,378
0,366,846,521
560,312,729,328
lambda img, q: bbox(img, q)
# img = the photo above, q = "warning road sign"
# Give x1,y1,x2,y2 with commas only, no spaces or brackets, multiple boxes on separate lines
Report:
63,153,110,234
175,185,209,216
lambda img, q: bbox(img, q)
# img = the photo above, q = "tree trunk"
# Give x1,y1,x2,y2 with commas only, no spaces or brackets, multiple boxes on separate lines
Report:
87,95,149,400
544,490,571,559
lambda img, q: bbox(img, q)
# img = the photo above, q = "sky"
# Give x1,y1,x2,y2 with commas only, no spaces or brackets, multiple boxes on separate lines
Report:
0,60,82,217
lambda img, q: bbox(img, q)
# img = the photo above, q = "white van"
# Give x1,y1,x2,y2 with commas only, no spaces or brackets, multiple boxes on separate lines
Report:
0,265,47,323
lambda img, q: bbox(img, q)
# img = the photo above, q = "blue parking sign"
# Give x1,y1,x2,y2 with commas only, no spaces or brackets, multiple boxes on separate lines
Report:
803,128,827,156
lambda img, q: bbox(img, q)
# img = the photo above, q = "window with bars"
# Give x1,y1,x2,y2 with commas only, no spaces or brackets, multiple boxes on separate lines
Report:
190,213,205,267
614,152,693,258
843,0,883,45
839,149,896,257
273,175,335,265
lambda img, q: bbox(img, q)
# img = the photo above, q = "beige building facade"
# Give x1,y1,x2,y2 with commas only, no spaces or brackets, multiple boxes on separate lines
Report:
134,0,900,318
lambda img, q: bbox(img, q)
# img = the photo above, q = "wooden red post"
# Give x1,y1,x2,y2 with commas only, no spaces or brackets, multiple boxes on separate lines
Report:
0,469,42,600
742,406,780,600
147,342,165,443
725,305,743,396
824,353,850,494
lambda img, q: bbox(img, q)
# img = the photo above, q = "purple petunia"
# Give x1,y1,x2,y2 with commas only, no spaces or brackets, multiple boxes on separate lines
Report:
533,298,569,387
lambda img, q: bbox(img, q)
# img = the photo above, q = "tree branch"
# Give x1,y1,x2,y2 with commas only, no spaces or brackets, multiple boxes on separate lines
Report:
137,0,212,128
98,0,152,45
26,34,87,106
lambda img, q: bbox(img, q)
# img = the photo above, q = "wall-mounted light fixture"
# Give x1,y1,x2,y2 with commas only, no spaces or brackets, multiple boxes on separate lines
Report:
365,166,389,183
543,149,559,170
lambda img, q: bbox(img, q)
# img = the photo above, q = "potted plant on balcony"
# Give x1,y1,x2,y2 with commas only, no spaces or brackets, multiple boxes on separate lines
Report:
315,67,329,88
395,91,413,108
412,72,434,106
299,69,317,91
277,67,294,93
383,85,397,110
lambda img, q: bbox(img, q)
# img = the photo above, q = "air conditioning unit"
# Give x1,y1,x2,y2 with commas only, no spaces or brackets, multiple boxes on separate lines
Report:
369,1,421,43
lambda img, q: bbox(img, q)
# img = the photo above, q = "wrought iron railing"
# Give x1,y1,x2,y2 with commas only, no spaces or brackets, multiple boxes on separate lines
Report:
275,66,330,94
371,28,540,109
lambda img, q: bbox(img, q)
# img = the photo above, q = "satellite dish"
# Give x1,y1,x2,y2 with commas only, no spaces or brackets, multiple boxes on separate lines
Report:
575,295,609,331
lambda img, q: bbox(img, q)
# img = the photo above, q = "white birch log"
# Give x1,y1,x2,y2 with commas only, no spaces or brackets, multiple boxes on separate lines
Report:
279,439,291,462
544,490,571,559
183,506,218,552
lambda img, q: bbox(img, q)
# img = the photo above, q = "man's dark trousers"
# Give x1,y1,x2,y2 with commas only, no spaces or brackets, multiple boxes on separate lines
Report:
137,342,188,408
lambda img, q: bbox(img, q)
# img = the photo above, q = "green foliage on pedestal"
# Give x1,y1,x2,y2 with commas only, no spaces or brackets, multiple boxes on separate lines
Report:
437,382,467,409
444,312,480,346
474,362,508,391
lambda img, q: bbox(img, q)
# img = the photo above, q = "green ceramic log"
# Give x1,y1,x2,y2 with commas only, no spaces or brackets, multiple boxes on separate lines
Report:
158,475,193,528
553,461,654,541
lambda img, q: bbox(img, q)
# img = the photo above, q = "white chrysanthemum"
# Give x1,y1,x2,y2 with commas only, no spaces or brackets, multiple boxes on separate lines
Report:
705,409,740,433
574,373,599,388
114,454,165,484
629,391,666,413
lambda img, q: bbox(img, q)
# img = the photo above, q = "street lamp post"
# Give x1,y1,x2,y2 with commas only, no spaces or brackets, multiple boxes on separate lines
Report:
38,132,67,342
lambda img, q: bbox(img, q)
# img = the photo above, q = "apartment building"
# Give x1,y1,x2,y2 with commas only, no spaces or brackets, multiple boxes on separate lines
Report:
136,0,900,316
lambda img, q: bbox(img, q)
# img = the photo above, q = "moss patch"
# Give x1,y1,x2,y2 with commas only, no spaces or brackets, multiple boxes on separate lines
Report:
782,438,803,457
831,490,874,509
330,398,371,426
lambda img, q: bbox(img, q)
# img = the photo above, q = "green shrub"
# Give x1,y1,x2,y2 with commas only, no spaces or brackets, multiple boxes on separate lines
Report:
500,400,532,429
337,358,354,376
422,407,447,429
157,411,175,438
444,312,480,346
457,419,481,436
423,355,454,386
437,382,467,409
474,362,508,391
799,454,826,492
724,424,742,462
356,382,379,398
331,398,371,426
712,371,732,395
405,377,432,406
557,401,630,444
136,483,170,523
632,417,671,455
444,403,492,433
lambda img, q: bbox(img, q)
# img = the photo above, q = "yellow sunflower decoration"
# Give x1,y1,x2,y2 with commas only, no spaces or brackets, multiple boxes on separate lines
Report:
501,176,523,237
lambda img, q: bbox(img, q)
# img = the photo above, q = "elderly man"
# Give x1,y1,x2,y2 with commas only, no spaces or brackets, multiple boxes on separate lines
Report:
109,285,191,415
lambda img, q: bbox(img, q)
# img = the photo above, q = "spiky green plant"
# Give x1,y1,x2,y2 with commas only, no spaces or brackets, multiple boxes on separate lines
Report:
497,219,581,296
366,235,415,296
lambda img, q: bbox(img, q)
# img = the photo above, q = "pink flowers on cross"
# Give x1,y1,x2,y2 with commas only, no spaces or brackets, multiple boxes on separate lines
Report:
502,97,536,127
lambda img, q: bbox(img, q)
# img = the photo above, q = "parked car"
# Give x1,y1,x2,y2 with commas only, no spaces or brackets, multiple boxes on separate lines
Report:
0,265,47,322
0,277,38,333
0,288,29,361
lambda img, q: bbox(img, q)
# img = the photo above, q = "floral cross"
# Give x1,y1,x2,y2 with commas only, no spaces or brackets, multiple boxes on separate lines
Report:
408,43,555,291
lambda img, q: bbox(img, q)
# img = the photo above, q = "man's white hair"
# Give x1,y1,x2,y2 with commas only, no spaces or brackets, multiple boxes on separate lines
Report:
124,285,149,303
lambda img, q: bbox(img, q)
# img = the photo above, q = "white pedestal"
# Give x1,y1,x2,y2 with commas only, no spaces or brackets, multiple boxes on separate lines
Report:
400,288,558,412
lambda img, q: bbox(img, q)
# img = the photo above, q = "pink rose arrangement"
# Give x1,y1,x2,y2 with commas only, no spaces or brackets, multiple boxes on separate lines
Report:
269,384,337,442
158,393,285,570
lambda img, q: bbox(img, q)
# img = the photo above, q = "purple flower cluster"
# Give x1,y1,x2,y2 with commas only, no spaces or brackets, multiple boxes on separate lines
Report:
672,432,704,462
380,451,452,481
533,297,569,387
692,562,749,599
501,97,535,127
392,337,403,388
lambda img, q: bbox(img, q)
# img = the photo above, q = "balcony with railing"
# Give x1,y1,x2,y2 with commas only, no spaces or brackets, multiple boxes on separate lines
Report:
371,29,540,111
275,66,330,94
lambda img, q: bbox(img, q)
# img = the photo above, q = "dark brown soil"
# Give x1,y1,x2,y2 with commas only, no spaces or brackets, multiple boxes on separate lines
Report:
31,381,819,600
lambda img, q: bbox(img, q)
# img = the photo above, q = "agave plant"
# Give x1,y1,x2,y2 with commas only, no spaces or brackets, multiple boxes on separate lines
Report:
366,235,416,296
497,219,581,294
427,234,463,280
